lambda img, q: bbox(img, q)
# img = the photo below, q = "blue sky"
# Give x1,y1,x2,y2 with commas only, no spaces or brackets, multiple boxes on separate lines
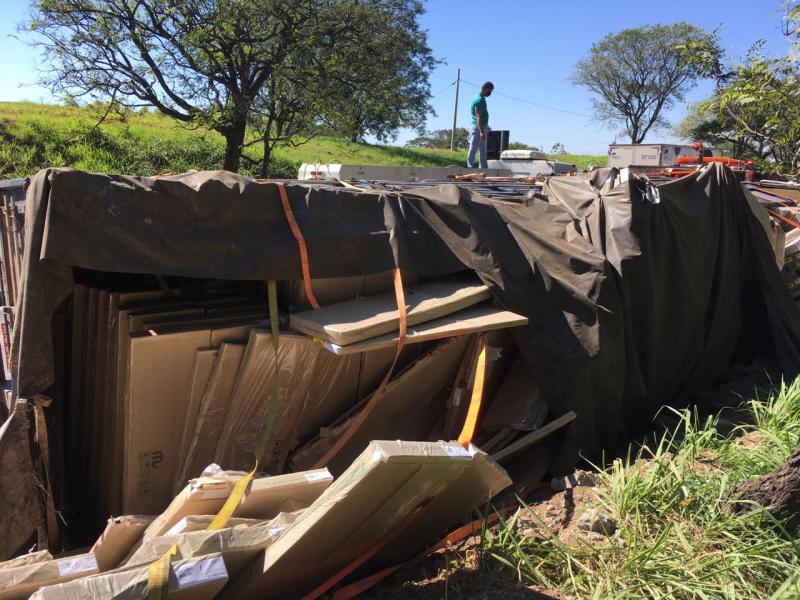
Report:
0,0,794,154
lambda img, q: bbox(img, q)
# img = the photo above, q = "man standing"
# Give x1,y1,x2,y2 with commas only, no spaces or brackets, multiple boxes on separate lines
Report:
467,81,494,169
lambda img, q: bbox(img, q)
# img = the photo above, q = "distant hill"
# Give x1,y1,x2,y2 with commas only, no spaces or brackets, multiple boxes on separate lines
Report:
0,102,606,179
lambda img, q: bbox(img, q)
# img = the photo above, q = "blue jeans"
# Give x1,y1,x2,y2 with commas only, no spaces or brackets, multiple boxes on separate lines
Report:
467,126,488,169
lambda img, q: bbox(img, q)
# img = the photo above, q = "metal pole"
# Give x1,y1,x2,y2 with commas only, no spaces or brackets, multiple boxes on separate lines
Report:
450,68,461,151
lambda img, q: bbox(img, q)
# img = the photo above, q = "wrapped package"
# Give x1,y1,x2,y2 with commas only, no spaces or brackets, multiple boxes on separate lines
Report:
0,551,52,572
91,515,155,572
127,512,300,579
30,554,227,600
144,468,332,541
222,440,497,599
161,515,263,537
0,553,98,600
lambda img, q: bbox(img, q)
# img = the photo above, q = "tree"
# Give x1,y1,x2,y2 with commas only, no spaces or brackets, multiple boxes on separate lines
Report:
550,142,567,154
674,101,769,161
407,128,469,150
24,0,329,172
25,0,436,175
713,49,800,172
319,0,437,143
572,23,722,144
508,142,541,151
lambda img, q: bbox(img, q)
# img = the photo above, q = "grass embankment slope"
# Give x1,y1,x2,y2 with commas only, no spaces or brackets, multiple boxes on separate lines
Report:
0,102,605,178
391,381,800,599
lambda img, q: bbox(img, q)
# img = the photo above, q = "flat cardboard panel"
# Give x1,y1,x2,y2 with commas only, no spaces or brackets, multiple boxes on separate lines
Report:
214,332,328,473
122,320,260,513
323,336,469,475
482,357,548,432
222,441,476,599
321,305,528,355
30,554,227,600
175,348,219,493
179,343,245,487
124,329,211,514
289,279,491,345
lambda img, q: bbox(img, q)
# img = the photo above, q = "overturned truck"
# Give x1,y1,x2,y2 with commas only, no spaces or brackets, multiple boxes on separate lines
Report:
1,163,799,597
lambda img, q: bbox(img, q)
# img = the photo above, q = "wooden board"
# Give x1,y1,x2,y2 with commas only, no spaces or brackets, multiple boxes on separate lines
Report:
289,278,491,345
318,304,527,355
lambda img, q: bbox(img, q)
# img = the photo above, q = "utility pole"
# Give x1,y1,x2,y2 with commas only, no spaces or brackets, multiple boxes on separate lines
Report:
450,68,461,151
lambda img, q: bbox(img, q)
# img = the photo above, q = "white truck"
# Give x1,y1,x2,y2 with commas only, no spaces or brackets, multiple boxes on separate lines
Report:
607,144,718,170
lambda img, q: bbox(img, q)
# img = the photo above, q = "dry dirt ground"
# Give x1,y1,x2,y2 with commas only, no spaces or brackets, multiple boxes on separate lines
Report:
364,472,608,600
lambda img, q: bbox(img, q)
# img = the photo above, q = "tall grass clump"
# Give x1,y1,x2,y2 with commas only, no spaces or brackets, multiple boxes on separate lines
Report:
483,379,800,599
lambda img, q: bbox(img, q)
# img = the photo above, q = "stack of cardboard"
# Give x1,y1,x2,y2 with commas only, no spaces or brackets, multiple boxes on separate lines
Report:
10,441,511,599
7,262,579,598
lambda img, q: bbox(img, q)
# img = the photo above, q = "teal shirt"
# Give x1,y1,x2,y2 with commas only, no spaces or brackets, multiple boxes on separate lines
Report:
470,93,488,127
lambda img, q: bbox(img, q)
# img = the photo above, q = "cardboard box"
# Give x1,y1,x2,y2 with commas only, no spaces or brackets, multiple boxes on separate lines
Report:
30,554,227,600
0,553,98,600
91,516,155,572
143,468,333,541
222,441,481,599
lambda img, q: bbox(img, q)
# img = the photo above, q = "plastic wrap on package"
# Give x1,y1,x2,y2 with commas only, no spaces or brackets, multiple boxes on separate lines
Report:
0,553,98,600
91,515,155,572
214,331,361,473
29,554,227,600
178,343,245,490
0,551,52,572
126,511,300,579
174,348,218,493
143,468,332,541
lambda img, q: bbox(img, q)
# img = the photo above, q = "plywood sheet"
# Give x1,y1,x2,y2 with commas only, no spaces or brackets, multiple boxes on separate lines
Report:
320,304,527,354
290,279,490,345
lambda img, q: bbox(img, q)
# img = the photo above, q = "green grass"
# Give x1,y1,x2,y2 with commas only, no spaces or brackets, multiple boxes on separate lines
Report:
481,379,800,599
0,101,606,178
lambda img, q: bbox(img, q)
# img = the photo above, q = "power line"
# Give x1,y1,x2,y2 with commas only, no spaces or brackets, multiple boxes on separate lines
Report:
430,81,456,100
460,77,592,118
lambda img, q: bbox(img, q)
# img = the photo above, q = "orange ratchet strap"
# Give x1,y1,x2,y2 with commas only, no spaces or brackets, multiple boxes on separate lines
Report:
276,182,320,309
456,336,488,447
302,500,430,600
330,509,510,600
312,267,407,469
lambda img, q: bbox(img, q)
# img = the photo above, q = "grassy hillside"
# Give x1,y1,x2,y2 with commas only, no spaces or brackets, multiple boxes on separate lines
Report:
0,102,605,178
